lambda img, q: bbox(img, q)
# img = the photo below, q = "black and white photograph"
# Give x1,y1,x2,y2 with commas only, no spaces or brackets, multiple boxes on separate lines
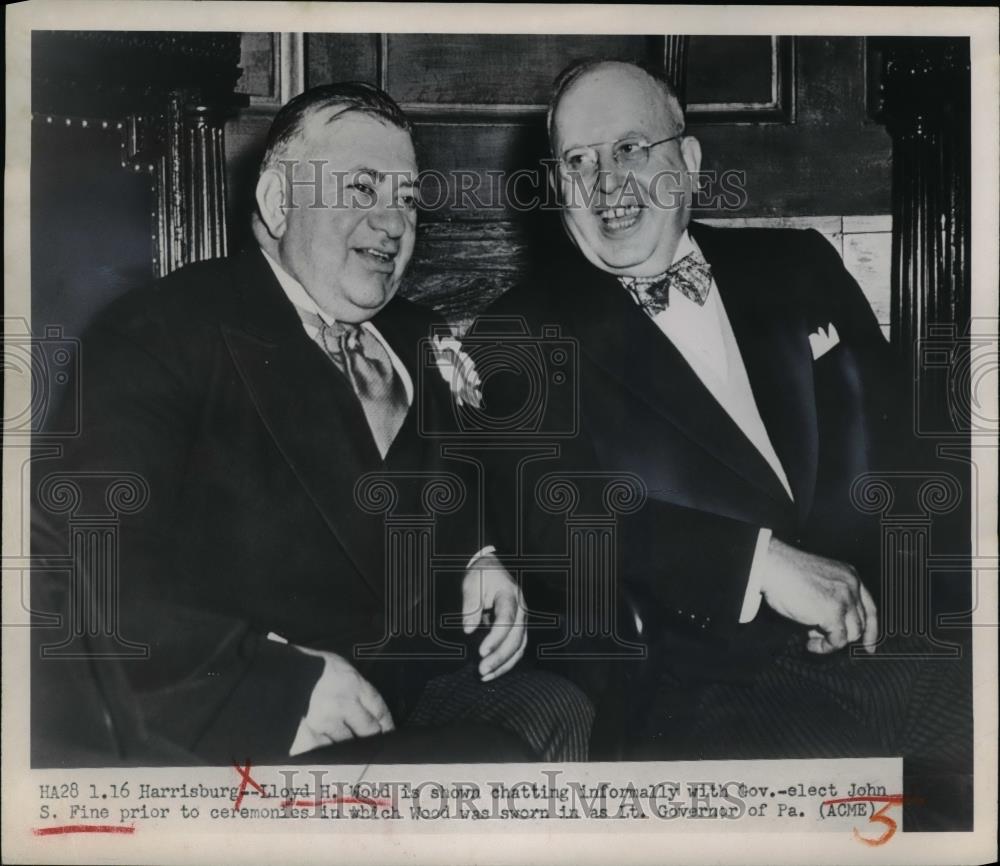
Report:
3,2,997,865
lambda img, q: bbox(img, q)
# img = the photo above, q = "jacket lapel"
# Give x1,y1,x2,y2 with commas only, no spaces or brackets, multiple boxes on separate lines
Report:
562,239,795,515
692,222,818,520
369,301,468,526
221,249,387,599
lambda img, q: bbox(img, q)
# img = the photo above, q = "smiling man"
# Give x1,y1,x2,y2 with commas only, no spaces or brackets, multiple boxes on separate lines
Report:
479,61,970,799
253,102,419,321
552,61,695,277
31,83,592,766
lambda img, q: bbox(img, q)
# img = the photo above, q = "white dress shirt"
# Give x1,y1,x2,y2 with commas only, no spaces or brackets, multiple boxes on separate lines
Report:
261,249,414,407
625,231,794,622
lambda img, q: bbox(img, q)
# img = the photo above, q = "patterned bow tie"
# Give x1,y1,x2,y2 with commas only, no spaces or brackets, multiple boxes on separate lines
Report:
619,250,713,318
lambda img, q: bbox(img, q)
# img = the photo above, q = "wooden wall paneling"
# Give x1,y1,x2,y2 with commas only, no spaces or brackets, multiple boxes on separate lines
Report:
384,34,663,119
686,35,793,122
227,32,311,248
119,92,235,277
226,33,894,328
690,37,891,219
236,32,277,100
876,37,971,431
224,112,273,250
404,222,528,330
31,30,245,329
305,32,380,87
255,34,893,221
237,32,305,107
691,121,891,218
411,121,551,221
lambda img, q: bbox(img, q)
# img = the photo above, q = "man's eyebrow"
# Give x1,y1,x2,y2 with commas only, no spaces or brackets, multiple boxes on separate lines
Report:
349,167,414,187
564,130,654,149
350,166,384,183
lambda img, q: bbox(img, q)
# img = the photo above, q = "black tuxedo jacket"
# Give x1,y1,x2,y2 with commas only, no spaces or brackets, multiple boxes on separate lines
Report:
32,248,485,764
480,222,901,683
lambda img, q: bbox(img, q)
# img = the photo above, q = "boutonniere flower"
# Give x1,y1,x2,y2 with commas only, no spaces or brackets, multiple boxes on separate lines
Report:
431,334,483,409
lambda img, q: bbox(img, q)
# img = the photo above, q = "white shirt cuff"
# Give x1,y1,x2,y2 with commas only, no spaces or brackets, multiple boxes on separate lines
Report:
739,528,772,623
466,545,497,570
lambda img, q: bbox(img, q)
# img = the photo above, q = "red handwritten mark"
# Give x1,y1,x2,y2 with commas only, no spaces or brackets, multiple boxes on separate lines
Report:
33,825,136,836
233,760,268,810
822,794,919,846
281,796,392,809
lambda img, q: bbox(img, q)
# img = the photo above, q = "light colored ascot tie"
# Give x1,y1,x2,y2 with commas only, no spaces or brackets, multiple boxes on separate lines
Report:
297,308,407,458
619,250,714,318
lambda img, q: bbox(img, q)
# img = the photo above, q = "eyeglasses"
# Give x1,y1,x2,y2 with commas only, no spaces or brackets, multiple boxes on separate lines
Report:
558,131,686,181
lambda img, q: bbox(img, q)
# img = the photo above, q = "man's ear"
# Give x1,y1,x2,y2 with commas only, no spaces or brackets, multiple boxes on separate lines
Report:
680,136,702,176
255,169,287,239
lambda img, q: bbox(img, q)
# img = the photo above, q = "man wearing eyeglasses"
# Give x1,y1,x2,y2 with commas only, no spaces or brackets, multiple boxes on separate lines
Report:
478,60,969,795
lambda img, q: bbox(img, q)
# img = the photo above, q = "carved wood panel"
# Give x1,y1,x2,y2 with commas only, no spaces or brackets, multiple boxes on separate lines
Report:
32,31,245,281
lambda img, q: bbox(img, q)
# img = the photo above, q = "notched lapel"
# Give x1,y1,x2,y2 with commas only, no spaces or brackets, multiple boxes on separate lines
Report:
568,262,794,511
222,253,388,600
696,225,819,520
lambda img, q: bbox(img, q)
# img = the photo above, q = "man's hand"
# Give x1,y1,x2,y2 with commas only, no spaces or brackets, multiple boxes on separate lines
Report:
759,537,878,655
289,646,394,756
462,552,527,681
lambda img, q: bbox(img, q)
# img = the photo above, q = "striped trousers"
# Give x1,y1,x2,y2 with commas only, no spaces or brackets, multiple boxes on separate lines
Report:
651,636,971,768
283,663,594,766
632,634,973,829
407,663,595,762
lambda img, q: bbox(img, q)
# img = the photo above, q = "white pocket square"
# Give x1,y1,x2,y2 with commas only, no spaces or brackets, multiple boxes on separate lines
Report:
808,323,840,360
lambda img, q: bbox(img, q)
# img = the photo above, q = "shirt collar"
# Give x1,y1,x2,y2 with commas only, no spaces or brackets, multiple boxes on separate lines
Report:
260,249,335,325
259,247,415,406
672,229,696,265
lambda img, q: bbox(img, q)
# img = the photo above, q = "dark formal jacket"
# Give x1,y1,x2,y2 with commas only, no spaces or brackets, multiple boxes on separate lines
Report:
478,222,901,685
31,247,484,764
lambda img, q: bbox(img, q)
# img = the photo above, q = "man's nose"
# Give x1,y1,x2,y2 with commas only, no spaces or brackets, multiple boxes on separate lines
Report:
596,153,627,196
368,200,407,238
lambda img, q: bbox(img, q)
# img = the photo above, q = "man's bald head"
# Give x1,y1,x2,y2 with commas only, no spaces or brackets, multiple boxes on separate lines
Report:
259,81,413,177
545,59,701,277
547,60,685,156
